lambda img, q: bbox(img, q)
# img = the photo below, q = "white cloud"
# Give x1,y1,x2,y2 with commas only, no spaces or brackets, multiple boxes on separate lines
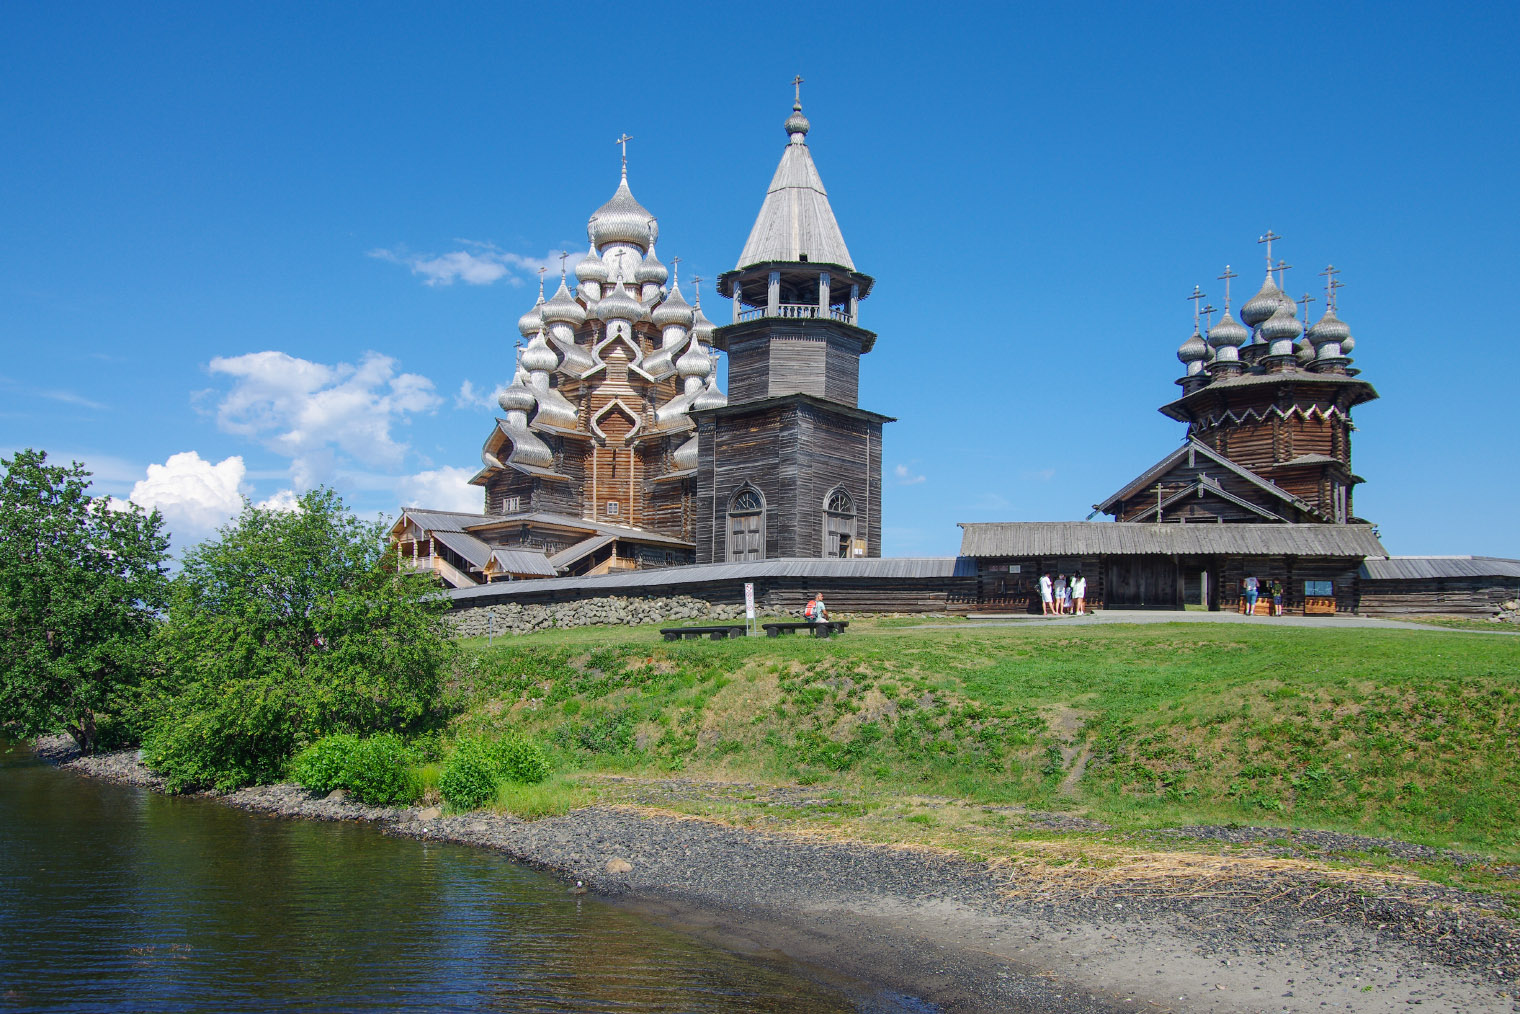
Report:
456,379,510,411
256,489,301,513
397,466,481,514
893,463,926,486
128,451,246,539
207,350,440,488
368,241,551,288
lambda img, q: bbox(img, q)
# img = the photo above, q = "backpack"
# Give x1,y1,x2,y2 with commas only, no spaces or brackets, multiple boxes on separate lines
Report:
804,599,817,620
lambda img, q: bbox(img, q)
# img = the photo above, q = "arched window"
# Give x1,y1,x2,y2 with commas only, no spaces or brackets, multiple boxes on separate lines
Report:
727,486,765,562
824,487,856,558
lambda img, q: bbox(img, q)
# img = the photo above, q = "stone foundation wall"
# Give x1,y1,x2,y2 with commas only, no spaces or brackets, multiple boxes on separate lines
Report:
448,595,749,638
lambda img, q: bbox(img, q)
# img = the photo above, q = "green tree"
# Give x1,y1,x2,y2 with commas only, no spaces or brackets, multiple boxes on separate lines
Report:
0,449,170,753
145,487,453,792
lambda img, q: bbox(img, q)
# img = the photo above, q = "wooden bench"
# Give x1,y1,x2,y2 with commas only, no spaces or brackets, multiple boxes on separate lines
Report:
761,620,850,638
659,625,748,641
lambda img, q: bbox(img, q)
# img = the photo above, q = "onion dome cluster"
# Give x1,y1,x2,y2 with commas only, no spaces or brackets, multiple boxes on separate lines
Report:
1175,246,1360,389
488,164,726,474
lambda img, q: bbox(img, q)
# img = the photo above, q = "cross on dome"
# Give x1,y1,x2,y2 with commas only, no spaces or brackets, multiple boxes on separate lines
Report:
1258,230,1281,268
1217,265,1238,309
615,133,633,175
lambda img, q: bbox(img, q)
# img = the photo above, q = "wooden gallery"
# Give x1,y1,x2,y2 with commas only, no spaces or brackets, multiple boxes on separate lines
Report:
391,94,1518,621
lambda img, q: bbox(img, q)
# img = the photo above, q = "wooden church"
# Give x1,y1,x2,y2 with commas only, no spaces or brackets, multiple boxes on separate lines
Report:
959,238,1386,614
390,92,887,585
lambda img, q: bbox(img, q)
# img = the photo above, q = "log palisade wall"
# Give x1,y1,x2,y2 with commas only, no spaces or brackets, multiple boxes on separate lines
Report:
1358,576,1520,616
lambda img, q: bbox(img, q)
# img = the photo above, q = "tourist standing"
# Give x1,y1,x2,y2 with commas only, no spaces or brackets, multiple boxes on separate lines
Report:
1243,575,1259,615
1271,580,1284,617
1039,573,1054,616
1055,574,1067,615
1063,575,1074,614
1072,572,1087,615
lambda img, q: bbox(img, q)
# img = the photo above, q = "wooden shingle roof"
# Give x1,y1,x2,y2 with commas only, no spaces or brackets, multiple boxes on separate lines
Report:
957,522,1386,559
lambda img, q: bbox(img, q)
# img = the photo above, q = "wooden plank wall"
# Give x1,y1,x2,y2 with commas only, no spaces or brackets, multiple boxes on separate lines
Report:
1358,577,1520,616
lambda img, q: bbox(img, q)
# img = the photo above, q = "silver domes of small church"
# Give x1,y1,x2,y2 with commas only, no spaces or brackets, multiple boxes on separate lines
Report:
1142,232,1378,526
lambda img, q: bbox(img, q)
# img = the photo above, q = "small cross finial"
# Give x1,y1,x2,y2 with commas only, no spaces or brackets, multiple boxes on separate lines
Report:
615,133,633,175
537,265,546,297
1201,303,1217,330
1275,258,1292,290
558,250,570,279
691,275,703,305
792,75,804,106
1320,264,1342,310
1217,265,1238,309
670,255,681,285
1187,285,1207,328
1258,230,1281,268
1300,292,1316,327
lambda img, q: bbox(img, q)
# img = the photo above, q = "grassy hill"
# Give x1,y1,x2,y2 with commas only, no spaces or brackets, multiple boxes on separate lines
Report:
444,619,1520,858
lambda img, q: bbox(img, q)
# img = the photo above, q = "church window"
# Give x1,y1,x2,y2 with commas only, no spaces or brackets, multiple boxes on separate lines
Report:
501,495,520,514
606,501,620,516
824,487,856,559
727,486,764,562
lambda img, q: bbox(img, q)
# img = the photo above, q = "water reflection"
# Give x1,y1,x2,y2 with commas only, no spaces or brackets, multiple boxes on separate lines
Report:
0,743,867,1012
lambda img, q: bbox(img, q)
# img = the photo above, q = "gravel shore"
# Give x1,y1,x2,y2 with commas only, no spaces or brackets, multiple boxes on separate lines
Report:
43,739,1520,1013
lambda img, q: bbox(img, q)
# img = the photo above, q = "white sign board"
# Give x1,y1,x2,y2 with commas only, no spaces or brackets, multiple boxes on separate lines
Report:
744,582,756,619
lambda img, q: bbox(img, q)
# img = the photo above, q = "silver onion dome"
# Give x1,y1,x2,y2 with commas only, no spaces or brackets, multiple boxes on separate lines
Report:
636,246,669,286
652,283,694,329
594,282,643,322
575,245,609,285
1260,304,1303,343
785,101,810,138
588,173,654,250
498,378,536,414
1306,308,1351,349
676,340,711,379
692,373,728,412
1295,338,1315,366
1340,330,1355,355
690,297,716,345
1178,327,1209,365
542,278,587,327
1207,310,1249,348
1240,272,1287,328
517,298,545,339
521,331,559,374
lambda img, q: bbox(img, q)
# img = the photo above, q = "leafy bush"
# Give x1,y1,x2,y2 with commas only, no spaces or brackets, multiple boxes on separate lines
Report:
145,488,455,793
291,733,362,794
439,741,498,810
291,732,419,805
489,736,552,785
439,734,553,811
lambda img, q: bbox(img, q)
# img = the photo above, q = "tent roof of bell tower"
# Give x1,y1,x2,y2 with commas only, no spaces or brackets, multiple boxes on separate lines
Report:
735,97,855,271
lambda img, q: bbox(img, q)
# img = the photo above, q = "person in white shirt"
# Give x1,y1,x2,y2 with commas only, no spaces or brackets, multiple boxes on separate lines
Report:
1072,573,1087,615
1039,573,1054,616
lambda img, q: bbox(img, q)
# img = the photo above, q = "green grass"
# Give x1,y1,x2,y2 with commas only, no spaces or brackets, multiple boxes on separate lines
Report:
439,620,1520,857
1400,615,1518,633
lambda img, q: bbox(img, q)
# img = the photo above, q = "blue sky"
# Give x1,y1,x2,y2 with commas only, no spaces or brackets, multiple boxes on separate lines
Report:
3,1,1516,557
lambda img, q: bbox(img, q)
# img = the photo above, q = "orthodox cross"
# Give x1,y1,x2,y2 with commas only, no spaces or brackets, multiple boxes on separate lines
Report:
1201,303,1217,331
1320,264,1342,310
1217,265,1237,309
792,75,804,104
1275,258,1292,291
691,275,703,305
558,250,570,279
1258,230,1281,269
537,265,547,297
614,249,627,282
1187,285,1207,328
1300,292,1316,329
615,133,633,173
670,255,681,285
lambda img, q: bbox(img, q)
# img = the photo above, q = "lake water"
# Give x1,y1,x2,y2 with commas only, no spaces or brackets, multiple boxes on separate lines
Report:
0,743,921,1012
